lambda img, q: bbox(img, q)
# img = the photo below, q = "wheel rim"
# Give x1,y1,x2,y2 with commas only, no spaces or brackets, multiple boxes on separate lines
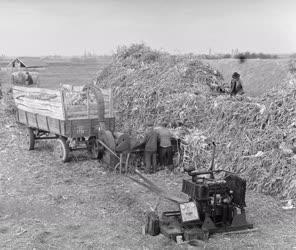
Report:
55,141,64,160
26,132,30,146
25,129,34,149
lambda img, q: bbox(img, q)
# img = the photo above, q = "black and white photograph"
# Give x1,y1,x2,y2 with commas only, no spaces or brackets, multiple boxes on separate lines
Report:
0,0,296,249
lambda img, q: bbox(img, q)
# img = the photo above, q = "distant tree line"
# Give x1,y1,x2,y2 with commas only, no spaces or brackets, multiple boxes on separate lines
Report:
200,54,232,59
198,52,279,60
234,52,278,59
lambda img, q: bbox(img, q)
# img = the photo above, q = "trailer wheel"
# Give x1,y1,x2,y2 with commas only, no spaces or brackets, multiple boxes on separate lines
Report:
26,127,35,150
88,137,99,159
55,137,70,163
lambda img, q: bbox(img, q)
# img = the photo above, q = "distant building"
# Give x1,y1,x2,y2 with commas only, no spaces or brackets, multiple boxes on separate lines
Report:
5,57,47,71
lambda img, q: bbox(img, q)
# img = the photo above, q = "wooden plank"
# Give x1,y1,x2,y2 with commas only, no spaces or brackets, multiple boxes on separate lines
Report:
16,109,20,122
13,86,65,120
25,111,28,125
18,110,26,124
47,117,63,135
65,103,111,112
17,110,65,135
62,117,115,138
13,86,60,96
34,115,49,132
46,116,50,131
60,90,67,120
14,98,62,112
27,112,37,128
13,92,62,109
15,105,64,120
35,114,39,129
66,110,111,117
58,120,62,135
66,114,114,120
65,102,111,120
13,89,62,105
36,115,49,132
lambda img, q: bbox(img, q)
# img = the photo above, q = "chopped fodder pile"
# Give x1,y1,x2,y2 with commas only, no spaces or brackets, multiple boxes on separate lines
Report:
98,44,296,199
204,90,296,199
97,44,225,133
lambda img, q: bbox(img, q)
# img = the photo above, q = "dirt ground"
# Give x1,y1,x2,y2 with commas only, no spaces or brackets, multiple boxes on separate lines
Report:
0,107,296,250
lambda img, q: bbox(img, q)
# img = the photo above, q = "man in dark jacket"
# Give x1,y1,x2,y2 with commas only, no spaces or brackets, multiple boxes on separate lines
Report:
143,124,158,173
230,72,244,96
155,122,173,170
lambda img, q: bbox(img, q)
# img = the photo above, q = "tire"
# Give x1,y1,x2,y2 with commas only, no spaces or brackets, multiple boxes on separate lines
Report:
26,127,35,150
55,137,70,163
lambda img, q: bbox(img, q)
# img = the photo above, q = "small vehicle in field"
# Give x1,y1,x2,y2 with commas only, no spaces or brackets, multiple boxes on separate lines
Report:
13,84,116,162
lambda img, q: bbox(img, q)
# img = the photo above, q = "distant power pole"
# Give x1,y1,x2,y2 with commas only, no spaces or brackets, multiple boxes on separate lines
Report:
209,48,212,56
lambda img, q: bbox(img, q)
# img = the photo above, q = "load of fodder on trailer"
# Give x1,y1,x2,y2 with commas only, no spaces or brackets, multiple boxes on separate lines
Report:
97,44,296,200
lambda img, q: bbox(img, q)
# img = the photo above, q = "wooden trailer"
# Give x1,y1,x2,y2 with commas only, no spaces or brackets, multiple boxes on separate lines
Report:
13,84,116,162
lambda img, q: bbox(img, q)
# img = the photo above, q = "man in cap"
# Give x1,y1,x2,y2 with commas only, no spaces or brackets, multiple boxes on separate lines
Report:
230,72,244,96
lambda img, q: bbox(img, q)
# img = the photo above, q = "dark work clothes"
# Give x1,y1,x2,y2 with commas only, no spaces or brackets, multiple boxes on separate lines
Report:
230,78,243,96
159,146,173,168
144,151,157,172
155,127,173,168
144,130,158,152
27,74,34,85
155,127,171,147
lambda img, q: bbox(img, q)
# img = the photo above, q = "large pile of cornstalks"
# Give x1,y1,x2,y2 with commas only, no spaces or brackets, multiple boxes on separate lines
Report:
97,44,296,199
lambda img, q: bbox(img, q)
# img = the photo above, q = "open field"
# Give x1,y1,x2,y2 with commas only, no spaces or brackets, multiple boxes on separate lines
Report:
203,58,290,97
1,56,296,249
1,57,291,97
0,58,110,90
38,61,109,89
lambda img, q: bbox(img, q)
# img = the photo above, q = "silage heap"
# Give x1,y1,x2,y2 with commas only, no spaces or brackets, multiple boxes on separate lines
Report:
97,44,296,199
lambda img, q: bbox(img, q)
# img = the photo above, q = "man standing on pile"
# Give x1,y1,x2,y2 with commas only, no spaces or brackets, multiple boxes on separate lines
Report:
143,123,158,174
230,72,244,96
155,122,173,170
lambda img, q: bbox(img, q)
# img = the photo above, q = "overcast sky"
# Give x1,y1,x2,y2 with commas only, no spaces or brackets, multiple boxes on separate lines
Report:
0,0,295,56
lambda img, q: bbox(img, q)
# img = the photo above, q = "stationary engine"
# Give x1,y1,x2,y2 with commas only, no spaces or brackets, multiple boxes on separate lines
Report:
181,170,249,233
144,142,253,242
